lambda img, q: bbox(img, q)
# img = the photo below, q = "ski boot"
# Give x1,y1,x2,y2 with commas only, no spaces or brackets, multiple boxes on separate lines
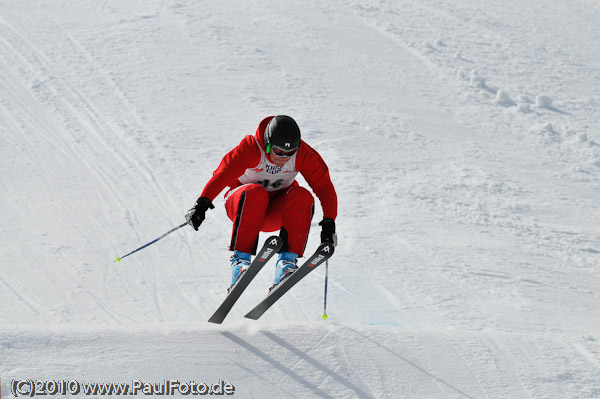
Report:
270,251,298,291
228,251,251,293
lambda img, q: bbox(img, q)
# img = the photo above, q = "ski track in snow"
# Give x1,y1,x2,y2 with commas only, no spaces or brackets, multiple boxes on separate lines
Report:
1,0,600,397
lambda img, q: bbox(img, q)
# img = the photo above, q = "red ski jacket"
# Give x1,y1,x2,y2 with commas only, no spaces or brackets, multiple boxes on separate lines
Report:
200,116,338,220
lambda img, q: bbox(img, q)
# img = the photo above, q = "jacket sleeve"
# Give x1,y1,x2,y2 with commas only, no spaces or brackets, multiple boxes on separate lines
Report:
296,142,338,220
200,136,260,201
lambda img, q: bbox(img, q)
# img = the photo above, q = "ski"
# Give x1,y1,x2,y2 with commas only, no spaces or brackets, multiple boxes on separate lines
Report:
244,242,334,320
208,236,282,324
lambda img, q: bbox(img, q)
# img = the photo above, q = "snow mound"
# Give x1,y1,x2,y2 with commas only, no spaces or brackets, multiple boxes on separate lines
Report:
535,95,554,109
494,89,516,107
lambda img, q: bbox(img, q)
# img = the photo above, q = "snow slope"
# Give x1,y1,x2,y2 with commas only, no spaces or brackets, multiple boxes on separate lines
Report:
1,0,599,397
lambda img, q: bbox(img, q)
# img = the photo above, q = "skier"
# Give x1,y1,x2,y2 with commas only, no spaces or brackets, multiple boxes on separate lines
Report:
186,115,337,291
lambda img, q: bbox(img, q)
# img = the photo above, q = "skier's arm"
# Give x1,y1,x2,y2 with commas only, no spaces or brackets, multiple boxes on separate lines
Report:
296,142,338,220
200,136,260,201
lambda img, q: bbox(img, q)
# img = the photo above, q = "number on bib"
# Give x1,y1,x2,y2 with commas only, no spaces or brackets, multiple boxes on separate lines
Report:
257,178,284,189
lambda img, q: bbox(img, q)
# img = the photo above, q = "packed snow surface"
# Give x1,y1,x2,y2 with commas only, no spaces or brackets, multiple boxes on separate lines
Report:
1,0,599,398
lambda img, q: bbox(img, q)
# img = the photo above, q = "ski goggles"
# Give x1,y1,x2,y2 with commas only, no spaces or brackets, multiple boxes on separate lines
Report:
271,145,298,157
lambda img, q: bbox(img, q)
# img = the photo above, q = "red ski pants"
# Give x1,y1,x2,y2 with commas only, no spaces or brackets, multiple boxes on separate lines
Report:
225,183,314,256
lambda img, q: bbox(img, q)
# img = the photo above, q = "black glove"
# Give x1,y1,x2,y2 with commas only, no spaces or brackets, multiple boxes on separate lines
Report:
186,197,215,231
319,218,337,246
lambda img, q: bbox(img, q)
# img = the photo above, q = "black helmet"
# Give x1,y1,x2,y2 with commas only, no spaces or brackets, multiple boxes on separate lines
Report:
264,115,301,154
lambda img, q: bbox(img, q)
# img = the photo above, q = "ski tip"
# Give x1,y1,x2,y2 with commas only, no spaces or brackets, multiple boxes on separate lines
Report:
266,235,283,246
207,317,224,324
320,242,335,254
115,257,122,263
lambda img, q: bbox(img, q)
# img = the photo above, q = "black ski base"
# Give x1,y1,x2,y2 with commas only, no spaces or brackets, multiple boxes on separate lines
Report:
208,236,282,324
244,242,334,320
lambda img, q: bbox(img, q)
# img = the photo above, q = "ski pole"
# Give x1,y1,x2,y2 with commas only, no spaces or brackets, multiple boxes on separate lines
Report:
115,222,188,262
322,260,329,320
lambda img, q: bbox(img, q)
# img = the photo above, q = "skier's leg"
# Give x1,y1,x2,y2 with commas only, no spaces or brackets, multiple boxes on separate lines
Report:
263,185,314,256
225,184,269,255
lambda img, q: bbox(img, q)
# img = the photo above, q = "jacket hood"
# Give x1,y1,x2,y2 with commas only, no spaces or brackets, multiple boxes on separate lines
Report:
254,116,275,150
